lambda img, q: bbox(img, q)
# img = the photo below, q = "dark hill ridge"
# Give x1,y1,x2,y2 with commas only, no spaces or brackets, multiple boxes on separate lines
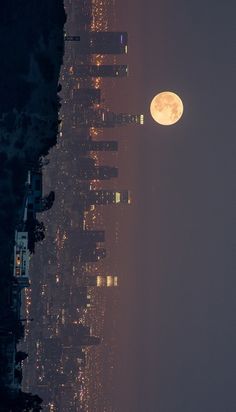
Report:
0,0,66,281
0,0,66,408
0,0,66,114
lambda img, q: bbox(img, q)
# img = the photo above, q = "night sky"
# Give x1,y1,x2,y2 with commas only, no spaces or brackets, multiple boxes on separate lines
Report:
111,1,236,411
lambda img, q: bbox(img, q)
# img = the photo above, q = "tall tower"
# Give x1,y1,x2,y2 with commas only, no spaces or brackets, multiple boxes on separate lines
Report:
79,230,105,243
66,32,128,54
78,162,118,180
87,190,131,205
76,286,91,309
79,335,100,346
78,140,118,152
78,157,95,168
77,324,100,346
78,64,128,78
79,247,106,262
77,108,144,127
73,88,101,106
63,324,101,347
84,275,118,287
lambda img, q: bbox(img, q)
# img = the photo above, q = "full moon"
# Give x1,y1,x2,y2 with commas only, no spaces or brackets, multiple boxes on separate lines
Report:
150,91,184,126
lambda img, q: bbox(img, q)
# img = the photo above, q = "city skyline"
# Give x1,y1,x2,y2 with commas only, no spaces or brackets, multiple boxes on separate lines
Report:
21,1,139,410
12,0,236,411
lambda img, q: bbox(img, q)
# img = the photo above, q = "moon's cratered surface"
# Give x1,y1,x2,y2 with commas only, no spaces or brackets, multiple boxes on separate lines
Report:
150,91,184,125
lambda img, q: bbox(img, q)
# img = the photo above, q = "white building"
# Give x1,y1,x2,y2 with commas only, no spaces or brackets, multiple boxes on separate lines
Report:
13,231,30,288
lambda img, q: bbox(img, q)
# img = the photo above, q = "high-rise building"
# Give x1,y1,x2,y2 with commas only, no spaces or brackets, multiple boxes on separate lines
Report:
84,275,118,287
87,190,131,205
77,140,118,152
68,286,91,309
77,108,144,127
77,324,100,346
79,230,105,243
73,88,101,106
62,324,100,347
66,32,128,54
79,335,100,346
78,64,128,77
78,156,95,169
93,166,118,180
64,0,93,29
62,346,86,367
78,162,118,180
79,247,106,262
77,286,91,308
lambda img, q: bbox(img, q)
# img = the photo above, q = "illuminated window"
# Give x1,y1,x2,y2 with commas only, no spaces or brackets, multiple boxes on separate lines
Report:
115,192,121,203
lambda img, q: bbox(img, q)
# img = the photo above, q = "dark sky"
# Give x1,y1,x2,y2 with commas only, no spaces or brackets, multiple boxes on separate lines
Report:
112,1,236,411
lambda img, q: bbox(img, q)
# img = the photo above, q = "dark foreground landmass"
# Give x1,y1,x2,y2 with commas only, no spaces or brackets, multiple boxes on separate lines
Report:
0,0,66,409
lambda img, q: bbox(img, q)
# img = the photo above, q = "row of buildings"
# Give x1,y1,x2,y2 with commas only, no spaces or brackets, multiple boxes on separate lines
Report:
22,1,145,410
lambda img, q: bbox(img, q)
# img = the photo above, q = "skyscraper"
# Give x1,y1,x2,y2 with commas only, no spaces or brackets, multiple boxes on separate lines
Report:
73,88,101,106
84,275,118,288
77,140,118,152
77,286,91,308
77,108,144,127
79,335,100,346
77,64,128,77
66,32,128,54
78,161,118,180
87,190,131,205
79,247,106,262
79,230,105,243
62,324,100,347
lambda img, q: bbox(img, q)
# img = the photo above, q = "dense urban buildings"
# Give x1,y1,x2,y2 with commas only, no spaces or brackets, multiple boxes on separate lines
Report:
66,31,128,54
21,1,144,411
77,64,128,78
